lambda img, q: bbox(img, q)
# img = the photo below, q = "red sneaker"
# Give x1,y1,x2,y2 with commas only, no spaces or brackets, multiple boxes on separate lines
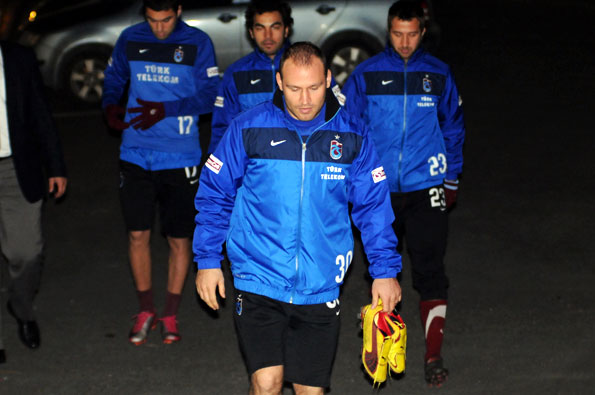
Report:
129,311,157,345
160,315,181,344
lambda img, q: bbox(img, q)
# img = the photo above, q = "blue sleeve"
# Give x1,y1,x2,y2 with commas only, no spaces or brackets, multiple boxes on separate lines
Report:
102,32,130,108
193,120,248,269
438,68,465,180
162,34,219,117
209,69,241,153
348,129,402,279
341,71,367,118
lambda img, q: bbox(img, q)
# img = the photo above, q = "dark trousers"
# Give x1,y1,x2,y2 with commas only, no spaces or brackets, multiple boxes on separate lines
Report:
391,185,449,300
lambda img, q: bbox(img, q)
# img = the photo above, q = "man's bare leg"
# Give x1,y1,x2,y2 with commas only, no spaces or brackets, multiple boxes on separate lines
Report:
166,236,191,294
159,236,191,344
129,230,152,291
128,229,155,345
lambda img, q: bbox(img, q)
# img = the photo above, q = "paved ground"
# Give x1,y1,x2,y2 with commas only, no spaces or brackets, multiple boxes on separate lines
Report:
1,0,594,394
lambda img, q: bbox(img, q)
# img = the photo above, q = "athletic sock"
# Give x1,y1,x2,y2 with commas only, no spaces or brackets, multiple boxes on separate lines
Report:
162,291,182,317
420,299,447,362
137,289,155,313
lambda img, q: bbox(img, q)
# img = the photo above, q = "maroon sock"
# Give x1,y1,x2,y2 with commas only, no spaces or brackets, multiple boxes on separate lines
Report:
420,299,447,362
137,289,155,313
162,292,182,317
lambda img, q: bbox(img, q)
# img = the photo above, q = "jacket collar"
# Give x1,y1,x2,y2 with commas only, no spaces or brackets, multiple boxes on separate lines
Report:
254,40,290,66
273,84,341,123
384,43,425,66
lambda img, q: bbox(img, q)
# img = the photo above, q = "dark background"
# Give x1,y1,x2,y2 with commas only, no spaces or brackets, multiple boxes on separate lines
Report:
1,0,594,393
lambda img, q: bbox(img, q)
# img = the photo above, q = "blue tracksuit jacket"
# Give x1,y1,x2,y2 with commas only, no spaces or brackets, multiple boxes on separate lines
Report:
342,46,465,193
194,89,401,305
102,20,219,170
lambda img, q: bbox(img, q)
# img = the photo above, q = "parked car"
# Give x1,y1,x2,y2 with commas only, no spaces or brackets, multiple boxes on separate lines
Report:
19,0,439,104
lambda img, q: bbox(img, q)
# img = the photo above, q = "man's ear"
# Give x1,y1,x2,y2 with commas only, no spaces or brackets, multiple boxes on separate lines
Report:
276,71,283,91
177,5,182,17
326,69,331,89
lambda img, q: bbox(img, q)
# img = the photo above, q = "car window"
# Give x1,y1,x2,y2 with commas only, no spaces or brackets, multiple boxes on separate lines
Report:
27,0,138,33
290,1,345,43
34,0,137,14
183,3,249,69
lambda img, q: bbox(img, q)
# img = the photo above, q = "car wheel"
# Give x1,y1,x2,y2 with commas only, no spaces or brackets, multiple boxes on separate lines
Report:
62,48,111,104
322,31,383,86
326,40,380,86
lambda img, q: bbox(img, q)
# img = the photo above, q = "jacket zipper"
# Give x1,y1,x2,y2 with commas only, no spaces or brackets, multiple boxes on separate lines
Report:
290,141,307,304
289,113,339,303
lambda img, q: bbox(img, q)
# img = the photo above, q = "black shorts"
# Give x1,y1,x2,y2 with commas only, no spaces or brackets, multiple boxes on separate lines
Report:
391,185,449,300
119,160,199,238
233,290,341,388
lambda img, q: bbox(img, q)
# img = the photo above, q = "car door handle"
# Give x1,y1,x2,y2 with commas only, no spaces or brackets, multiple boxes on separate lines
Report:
316,4,336,15
218,13,238,23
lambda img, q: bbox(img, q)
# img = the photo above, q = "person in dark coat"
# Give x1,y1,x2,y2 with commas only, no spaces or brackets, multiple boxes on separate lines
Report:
0,40,67,363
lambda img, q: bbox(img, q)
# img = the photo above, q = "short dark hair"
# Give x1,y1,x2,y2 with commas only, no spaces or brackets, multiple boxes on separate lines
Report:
143,0,181,12
278,42,326,78
245,0,294,37
387,0,425,32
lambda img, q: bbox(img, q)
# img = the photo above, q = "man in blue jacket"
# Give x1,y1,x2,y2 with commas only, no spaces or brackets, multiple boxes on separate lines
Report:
209,0,343,153
102,0,218,346
209,0,293,153
195,42,401,394
342,0,465,387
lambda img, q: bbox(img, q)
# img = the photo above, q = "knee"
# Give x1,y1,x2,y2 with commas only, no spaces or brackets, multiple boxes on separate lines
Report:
129,230,150,247
294,384,324,395
251,368,283,394
167,237,190,255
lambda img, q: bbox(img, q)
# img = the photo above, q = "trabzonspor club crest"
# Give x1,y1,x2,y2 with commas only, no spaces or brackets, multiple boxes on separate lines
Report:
423,74,432,93
330,140,343,160
174,46,184,63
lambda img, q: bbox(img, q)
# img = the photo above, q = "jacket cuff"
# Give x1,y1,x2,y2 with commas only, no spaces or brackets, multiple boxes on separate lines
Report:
196,258,222,270
369,261,400,279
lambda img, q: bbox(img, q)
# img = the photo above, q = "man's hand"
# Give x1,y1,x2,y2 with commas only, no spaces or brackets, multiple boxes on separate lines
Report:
371,277,401,313
196,268,226,310
48,177,67,198
128,98,165,130
104,104,130,130
444,179,459,209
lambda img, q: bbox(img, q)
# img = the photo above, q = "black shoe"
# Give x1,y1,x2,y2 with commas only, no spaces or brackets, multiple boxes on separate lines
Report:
0,349,6,364
424,357,448,387
7,301,40,349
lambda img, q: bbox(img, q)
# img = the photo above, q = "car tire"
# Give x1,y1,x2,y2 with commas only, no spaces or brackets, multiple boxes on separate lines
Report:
61,47,112,104
324,35,383,86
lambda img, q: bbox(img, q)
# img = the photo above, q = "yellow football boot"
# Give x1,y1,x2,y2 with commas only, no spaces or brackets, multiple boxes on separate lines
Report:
386,312,407,374
360,299,392,385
